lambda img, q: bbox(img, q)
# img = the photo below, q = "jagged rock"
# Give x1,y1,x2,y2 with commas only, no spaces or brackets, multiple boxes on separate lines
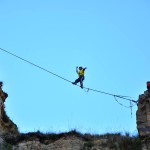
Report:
12,136,104,150
137,90,150,137
136,90,150,150
0,94,18,135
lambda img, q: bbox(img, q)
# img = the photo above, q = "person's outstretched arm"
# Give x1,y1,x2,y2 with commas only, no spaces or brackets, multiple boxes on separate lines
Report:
76,67,78,74
83,67,87,71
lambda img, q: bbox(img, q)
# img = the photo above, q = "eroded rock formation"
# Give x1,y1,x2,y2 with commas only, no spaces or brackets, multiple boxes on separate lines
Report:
137,90,150,150
137,90,150,136
0,84,18,136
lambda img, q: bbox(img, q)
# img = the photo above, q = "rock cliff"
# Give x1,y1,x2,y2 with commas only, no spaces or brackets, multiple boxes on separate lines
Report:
0,82,18,149
137,90,150,150
0,87,18,136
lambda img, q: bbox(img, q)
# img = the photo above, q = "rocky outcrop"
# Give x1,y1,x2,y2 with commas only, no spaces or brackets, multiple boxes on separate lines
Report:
0,89,18,136
137,90,150,150
0,83,18,149
137,90,150,136
13,135,84,150
3,131,140,150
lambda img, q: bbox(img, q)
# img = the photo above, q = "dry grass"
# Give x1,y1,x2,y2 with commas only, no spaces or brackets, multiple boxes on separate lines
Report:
3,130,142,150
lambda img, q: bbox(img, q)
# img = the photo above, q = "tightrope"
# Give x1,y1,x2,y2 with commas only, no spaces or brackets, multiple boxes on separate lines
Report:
0,47,138,108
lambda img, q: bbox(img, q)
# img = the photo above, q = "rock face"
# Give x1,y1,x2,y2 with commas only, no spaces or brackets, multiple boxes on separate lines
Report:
6,132,141,150
137,90,150,136
0,91,18,136
13,136,84,150
0,84,19,149
136,90,150,150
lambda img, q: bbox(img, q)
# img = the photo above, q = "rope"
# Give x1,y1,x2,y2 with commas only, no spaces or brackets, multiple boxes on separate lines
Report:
85,87,137,103
0,48,72,83
0,47,138,106
114,96,136,117
114,96,131,108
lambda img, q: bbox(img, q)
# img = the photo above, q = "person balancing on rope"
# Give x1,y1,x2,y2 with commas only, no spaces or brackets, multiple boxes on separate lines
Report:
72,66,87,88
147,81,150,92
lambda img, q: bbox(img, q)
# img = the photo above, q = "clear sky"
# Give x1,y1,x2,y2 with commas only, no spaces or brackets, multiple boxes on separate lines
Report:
0,0,150,135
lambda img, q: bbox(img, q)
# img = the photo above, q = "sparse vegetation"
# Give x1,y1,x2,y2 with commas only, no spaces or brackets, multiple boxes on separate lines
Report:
3,130,142,150
0,104,142,149
0,141,13,150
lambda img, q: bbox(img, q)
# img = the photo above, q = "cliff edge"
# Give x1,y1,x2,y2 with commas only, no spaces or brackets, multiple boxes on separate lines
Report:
0,83,18,136
136,90,150,150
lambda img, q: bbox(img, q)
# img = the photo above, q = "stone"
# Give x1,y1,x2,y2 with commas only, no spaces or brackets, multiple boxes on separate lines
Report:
136,90,150,149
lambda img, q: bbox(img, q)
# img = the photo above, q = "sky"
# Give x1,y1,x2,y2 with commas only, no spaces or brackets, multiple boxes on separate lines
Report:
0,0,150,135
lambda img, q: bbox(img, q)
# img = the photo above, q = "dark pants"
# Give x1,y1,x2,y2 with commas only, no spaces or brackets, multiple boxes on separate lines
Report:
74,76,84,87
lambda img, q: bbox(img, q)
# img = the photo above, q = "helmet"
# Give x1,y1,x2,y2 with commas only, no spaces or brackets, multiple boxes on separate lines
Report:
79,66,83,70
147,81,150,85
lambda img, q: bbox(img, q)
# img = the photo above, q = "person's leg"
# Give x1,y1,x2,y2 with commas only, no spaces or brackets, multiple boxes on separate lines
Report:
72,78,80,84
80,76,84,88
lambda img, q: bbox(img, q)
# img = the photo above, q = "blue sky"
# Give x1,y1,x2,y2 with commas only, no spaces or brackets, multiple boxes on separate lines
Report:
0,0,150,134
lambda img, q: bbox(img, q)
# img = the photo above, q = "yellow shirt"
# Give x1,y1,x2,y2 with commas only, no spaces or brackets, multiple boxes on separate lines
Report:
77,69,84,76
